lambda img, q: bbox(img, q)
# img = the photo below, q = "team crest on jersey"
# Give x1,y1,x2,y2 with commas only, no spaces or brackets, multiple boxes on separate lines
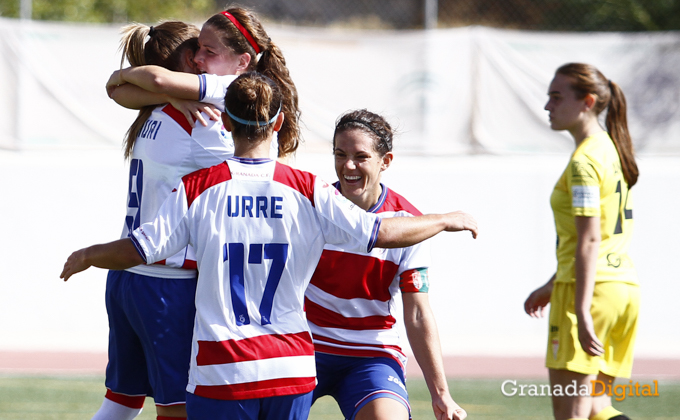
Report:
607,253,622,268
571,161,594,182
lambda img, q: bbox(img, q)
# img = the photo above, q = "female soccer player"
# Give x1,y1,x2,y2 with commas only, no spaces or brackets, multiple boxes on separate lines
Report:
106,7,300,159
524,63,639,420
305,109,467,420
93,20,234,420
61,72,478,420
98,10,297,419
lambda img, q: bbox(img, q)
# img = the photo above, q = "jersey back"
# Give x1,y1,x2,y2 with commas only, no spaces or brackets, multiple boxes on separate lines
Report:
121,104,234,278
131,158,382,400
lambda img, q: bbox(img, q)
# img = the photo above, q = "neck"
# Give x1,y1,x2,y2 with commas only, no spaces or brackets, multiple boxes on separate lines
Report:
348,183,383,212
570,117,604,147
234,137,273,159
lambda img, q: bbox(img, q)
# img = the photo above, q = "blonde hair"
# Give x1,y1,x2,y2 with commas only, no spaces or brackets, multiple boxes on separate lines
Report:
118,21,199,159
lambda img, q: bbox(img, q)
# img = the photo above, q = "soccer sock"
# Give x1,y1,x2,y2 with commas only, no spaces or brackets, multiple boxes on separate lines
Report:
591,405,628,420
90,397,143,420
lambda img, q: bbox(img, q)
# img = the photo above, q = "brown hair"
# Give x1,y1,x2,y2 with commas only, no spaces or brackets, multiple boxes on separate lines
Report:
333,109,394,157
119,21,200,159
224,72,282,143
204,7,300,157
556,63,639,187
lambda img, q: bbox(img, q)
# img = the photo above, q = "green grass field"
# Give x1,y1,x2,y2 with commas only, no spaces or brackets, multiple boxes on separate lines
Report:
0,375,677,419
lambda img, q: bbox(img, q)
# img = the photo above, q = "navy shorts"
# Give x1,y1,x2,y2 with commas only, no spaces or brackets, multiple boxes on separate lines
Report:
313,353,410,419
104,269,197,406
186,391,313,420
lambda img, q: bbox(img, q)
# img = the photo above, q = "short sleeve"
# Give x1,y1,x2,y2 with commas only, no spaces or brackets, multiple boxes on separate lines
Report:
198,74,238,109
313,178,381,253
568,155,601,217
131,181,192,264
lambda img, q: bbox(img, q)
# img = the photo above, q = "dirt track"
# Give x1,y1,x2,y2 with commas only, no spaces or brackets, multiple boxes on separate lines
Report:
1,351,678,380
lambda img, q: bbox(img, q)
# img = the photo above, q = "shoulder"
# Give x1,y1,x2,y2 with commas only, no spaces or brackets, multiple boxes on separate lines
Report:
574,132,617,165
273,162,317,201
379,187,422,216
181,161,232,206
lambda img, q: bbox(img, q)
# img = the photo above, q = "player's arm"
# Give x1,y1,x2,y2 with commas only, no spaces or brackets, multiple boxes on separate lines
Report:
107,76,220,127
107,82,173,109
375,211,477,249
403,290,467,420
106,65,201,101
524,273,556,318
60,238,144,281
574,215,603,356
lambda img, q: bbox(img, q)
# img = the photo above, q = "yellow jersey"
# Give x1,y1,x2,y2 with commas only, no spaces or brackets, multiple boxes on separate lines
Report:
551,131,637,284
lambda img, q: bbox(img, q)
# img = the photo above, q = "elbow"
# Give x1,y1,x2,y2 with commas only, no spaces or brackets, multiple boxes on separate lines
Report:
147,74,169,93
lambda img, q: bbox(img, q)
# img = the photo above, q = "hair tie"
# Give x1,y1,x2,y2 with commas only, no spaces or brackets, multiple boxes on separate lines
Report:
225,104,281,126
148,26,155,37
343,118,390,151
221,11,261,54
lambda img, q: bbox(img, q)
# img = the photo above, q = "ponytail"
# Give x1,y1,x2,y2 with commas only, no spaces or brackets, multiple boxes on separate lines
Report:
556,63,639,188
224,72,282,143
117,21,199,159
606,80,639,187
256,43,300,156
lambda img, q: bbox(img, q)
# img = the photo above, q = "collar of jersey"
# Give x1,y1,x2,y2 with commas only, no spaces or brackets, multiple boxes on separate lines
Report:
229,156,273,165
332,181,388,214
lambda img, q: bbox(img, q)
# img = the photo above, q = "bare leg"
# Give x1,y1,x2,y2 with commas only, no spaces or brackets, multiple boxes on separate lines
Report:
355,397,409,420
156,404,187,418
549,368,596,420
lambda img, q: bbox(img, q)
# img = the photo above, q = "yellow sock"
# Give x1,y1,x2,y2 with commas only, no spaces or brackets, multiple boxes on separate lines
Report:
591,405,623,420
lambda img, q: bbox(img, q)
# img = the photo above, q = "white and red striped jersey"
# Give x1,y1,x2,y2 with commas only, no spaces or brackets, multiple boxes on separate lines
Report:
304,183,430,368
120,74,277,279
130,158,381,400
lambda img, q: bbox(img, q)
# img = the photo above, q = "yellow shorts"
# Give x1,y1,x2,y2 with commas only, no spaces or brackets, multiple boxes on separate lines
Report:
546,281,640,378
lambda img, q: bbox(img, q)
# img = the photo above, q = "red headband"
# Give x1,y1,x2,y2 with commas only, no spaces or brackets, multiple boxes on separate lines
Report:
221,11,261,54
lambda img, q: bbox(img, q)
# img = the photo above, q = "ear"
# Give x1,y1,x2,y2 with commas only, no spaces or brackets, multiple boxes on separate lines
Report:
234,53,252,75
381,152,394,171
221,112,232,132
273,112,285,132
583,93,596,111
182,49,196,74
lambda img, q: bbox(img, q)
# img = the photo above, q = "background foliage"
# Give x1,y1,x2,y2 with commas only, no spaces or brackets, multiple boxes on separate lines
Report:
1,0,679,31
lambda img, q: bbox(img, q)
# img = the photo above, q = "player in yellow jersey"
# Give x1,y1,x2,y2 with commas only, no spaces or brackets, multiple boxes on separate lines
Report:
524,63,640,420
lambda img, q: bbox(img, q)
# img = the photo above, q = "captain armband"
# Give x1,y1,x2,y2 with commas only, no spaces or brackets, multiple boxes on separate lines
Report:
399,268,429,293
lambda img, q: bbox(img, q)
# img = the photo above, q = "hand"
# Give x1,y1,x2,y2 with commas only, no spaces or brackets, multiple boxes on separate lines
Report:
60,248,92,281
577,313,604,356
443,211,478,239
168,97,222,128
432,394,467,420
106,70,124,98
524,282,553,318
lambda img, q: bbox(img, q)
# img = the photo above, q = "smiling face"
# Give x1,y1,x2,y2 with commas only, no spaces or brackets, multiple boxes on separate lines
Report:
193,24,250,76
333,128,393,211
544,73,589,132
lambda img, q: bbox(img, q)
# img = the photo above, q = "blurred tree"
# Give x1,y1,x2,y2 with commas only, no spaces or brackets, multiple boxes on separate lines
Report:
0,0,678,30
0,0,216,23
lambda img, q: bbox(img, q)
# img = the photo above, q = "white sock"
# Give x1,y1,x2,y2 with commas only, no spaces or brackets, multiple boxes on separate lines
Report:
91,397,143,420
